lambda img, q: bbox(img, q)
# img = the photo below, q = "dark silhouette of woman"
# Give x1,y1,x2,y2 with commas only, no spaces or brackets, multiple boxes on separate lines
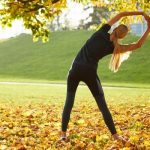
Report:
60,11,150,142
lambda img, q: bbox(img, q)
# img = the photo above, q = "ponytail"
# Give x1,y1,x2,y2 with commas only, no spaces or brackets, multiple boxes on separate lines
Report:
109,36,132,73
109,38,121,72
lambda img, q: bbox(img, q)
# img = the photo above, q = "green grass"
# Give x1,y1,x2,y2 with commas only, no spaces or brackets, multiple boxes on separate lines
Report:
0,83,149,106
0,31,150,87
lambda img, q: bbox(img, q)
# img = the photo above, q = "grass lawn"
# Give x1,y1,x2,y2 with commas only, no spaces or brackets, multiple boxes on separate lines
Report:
0,31,149,87
0,83,149,105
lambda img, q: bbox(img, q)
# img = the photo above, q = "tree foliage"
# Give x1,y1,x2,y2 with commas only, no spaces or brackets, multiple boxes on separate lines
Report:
0,0,67,42
92,0,150,25
78,5,110,29
0,0,150,42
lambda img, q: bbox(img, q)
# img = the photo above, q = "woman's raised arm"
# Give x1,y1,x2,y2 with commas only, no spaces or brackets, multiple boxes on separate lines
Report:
120,14,150,52
107,11,144,26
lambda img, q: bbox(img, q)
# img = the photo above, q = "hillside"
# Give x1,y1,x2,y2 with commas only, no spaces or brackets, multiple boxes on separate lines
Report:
0,30,149,87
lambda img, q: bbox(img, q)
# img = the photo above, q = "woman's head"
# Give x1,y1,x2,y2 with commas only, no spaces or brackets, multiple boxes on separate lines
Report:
109,24,129,73
113,24,128,39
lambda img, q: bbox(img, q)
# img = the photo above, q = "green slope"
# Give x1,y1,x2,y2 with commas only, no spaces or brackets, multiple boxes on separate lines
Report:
0,30,149,86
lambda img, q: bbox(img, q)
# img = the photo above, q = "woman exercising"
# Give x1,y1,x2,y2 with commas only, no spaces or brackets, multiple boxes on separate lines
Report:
60,11,150,142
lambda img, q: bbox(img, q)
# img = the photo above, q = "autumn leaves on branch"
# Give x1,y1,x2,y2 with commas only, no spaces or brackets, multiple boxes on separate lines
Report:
0,0,150,42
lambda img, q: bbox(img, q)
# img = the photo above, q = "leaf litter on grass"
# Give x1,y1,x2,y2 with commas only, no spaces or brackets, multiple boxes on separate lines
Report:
0,100,149,150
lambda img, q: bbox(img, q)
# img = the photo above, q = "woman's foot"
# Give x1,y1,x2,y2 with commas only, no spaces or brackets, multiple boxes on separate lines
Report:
112,133,127,144
59,131,68,141
60,136,67,141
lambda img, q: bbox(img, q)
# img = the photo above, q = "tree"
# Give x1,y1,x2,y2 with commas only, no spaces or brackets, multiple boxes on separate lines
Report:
0,0,150,42
0,0,67,42
78,5,110,29
49,15,61,31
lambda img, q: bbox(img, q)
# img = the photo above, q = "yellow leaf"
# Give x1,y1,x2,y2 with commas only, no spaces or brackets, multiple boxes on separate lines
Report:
76,119,85,124
0,145,7,150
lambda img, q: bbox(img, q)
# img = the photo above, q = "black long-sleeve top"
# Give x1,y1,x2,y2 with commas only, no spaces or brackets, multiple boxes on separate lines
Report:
73,24,114,70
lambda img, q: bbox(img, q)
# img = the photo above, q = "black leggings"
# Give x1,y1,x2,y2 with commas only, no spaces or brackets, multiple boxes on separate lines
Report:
61,63,117,135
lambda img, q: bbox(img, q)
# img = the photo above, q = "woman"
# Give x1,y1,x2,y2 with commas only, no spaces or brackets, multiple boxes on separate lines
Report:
60,11,150,142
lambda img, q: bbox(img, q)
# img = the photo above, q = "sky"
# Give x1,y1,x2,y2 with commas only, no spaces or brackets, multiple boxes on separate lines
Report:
0,1,92,40
0,21,30,39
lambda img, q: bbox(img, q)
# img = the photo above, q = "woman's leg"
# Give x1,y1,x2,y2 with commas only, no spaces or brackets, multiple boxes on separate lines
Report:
84,74,117,135
61,69,80,132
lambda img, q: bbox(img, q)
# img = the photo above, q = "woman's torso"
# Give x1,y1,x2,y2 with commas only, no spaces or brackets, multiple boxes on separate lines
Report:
72,24,114,70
